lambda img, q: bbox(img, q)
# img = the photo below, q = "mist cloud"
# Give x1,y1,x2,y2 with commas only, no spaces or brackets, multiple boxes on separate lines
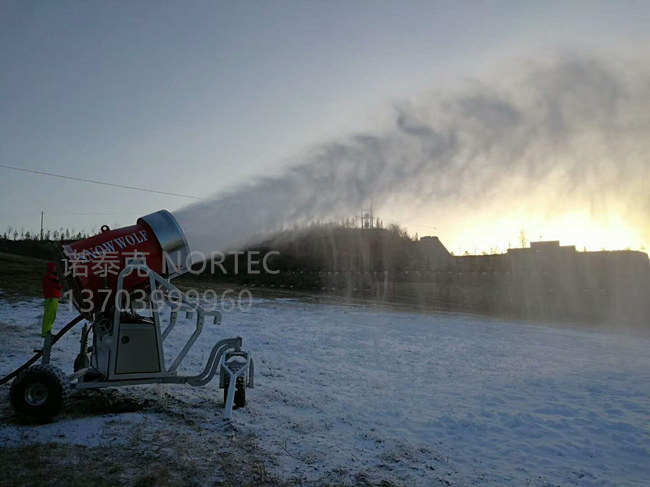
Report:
175,55,650,254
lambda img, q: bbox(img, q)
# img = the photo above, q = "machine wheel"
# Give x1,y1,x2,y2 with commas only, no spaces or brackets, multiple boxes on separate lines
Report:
10,364,70,419
223,375,246,409
73,353,90,372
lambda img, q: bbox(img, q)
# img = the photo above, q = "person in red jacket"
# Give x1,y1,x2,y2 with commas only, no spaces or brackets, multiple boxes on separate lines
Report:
42,262,63,337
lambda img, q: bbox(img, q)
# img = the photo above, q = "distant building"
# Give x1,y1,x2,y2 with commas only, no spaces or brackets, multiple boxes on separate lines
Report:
448,240,650,328
415,236,452,270
508,240,576,255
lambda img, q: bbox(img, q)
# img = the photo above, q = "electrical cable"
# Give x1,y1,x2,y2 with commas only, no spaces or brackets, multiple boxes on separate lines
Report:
0,164,205,200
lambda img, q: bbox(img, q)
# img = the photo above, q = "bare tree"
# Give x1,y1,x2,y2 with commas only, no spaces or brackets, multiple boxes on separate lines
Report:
518,229,528,248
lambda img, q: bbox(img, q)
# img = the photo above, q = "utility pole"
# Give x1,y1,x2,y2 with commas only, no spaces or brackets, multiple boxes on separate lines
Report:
40,211,44,241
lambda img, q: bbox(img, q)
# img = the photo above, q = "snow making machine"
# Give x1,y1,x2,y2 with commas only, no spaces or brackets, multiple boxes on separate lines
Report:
2,210,253,420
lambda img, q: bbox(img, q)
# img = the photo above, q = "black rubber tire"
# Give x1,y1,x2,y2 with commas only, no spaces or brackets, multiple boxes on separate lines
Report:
223,375,246,409
10,364,70,419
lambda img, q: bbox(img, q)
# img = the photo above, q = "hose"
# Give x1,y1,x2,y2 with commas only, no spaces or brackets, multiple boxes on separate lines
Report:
0,314,84,386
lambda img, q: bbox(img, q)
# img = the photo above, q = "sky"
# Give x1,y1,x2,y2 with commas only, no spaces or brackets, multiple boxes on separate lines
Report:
2,1,650,252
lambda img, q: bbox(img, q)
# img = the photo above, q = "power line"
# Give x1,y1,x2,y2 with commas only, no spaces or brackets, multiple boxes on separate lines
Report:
0,164,205,200
46,212,142,216
0,211,141,216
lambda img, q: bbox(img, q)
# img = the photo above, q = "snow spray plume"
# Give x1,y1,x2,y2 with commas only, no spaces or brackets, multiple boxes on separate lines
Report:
174,55,650,255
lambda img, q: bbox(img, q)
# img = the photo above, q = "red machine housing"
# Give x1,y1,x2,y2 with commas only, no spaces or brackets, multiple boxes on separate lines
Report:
60,210,190,315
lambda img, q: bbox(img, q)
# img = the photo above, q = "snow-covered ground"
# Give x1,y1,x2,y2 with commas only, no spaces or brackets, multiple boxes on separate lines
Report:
1,297,649,486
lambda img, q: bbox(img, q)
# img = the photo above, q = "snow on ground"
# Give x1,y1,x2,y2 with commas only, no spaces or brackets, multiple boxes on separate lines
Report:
1,297,649,486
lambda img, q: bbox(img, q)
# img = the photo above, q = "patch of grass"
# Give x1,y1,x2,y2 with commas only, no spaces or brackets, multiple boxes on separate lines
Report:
215,433,292,487
132,469,179,487
65,388,154,417
0,442,202,487
0,251,49,299
0,443,119,487
0,409,402,487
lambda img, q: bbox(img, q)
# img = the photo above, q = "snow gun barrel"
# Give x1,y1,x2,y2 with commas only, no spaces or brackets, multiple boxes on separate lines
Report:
60,210,190,315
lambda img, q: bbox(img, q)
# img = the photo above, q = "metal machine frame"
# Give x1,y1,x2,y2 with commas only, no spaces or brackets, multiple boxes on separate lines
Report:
60,258,254,419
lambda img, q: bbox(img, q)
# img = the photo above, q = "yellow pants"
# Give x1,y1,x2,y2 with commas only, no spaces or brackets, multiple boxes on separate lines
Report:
42,298,59,337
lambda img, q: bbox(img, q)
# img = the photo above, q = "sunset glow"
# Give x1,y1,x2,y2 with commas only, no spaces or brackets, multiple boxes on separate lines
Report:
398,208,647,255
